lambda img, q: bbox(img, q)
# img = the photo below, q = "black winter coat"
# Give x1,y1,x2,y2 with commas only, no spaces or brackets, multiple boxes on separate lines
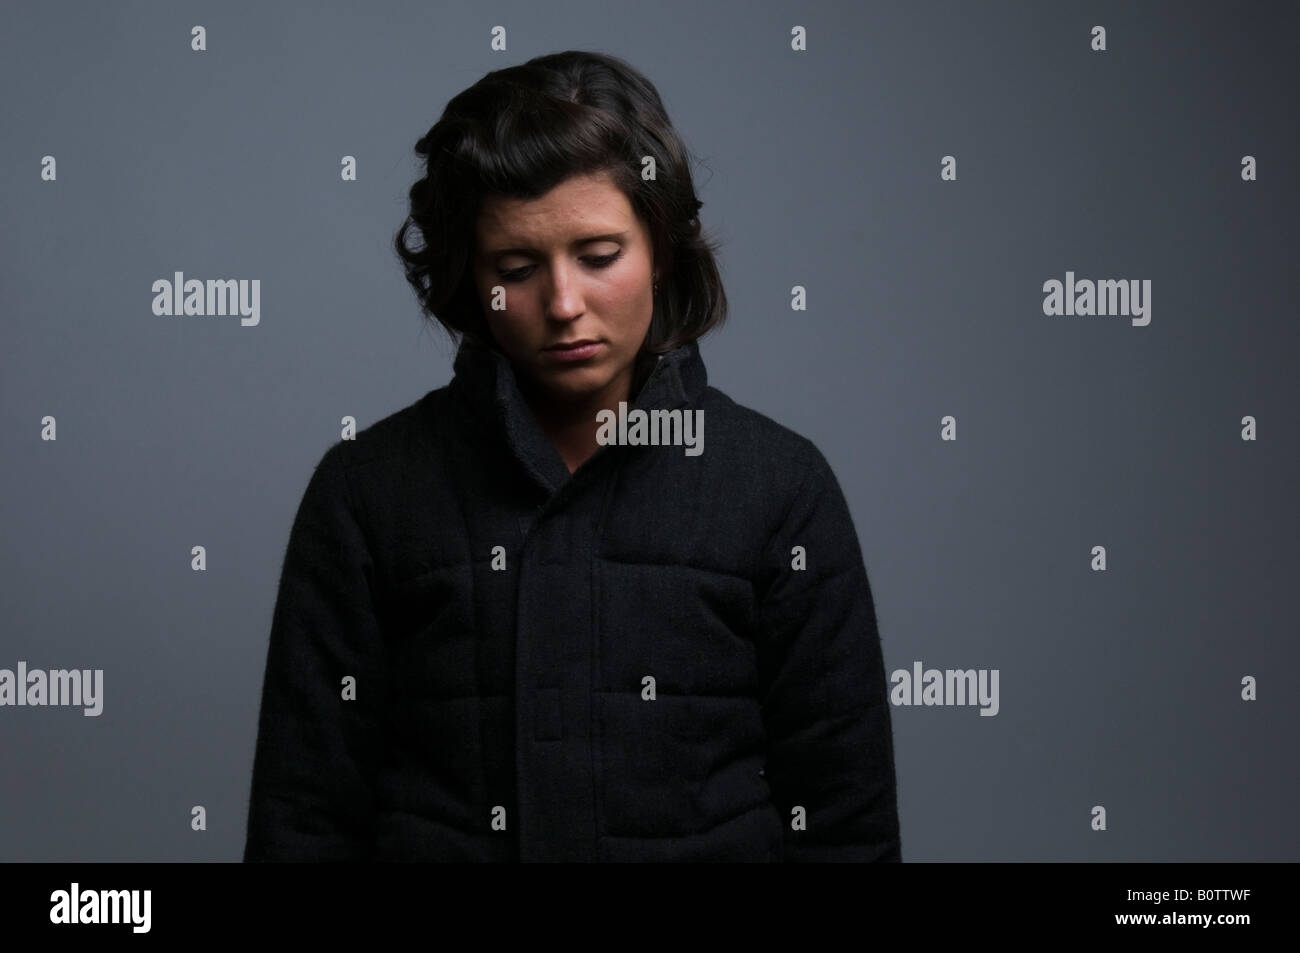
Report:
243,336,901,862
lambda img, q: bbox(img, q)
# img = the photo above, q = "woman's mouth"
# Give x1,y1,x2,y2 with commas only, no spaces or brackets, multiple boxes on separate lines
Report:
543,340,603,361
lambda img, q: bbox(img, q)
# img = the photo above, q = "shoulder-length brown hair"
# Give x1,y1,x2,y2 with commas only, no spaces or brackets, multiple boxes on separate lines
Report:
393,50,727,357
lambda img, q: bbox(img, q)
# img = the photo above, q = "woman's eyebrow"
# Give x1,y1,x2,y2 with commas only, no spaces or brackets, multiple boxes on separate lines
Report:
484,231,629,256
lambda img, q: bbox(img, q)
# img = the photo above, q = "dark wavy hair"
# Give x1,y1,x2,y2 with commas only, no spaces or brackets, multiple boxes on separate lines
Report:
393,50,727,362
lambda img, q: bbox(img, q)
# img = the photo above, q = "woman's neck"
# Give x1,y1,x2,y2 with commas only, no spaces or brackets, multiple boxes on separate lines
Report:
521,368,633,475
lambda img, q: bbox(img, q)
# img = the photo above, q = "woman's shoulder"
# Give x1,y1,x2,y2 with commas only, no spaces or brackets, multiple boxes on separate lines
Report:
313,384,452,476
699,384,831,483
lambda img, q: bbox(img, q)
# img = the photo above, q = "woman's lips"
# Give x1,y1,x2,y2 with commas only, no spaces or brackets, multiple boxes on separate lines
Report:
543,341,603,361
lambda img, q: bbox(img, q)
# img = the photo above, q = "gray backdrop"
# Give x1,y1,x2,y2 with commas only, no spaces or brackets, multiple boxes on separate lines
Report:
2,0,1297,861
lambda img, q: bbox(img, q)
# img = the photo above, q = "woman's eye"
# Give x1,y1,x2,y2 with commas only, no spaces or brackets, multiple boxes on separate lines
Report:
497,251,622,283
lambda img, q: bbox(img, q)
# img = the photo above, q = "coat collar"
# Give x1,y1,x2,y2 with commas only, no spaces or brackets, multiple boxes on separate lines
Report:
448,336,708,496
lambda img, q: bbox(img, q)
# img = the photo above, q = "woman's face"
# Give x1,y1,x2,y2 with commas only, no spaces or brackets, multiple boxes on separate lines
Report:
471,170,657,410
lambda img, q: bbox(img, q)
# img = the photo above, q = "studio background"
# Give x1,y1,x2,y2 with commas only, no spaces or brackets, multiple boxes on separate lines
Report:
2,0,1297,861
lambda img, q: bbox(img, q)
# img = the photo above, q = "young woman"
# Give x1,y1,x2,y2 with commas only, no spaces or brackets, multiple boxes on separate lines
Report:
244,50,900,863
